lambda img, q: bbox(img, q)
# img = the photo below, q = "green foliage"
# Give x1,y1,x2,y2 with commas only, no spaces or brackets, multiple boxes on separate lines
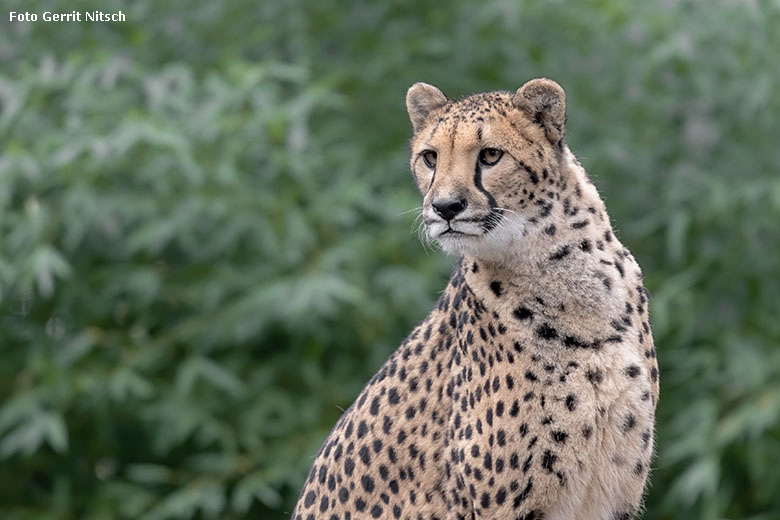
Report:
1,0,778,518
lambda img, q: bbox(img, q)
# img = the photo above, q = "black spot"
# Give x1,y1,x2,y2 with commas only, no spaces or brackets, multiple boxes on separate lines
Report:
550,245,571,260
357,421,368,438
319,496,329,513
490,281,503,297
355,498,366,512
623,413,636,431
536,323,558,340
625,365,640,378
571,220,589,229
408,443,419,459
338,487,349,503
513,479,534,509
358,445,371,465
551,430,568,444
388,388,400,405
580,239,592,252
388,445,398,464
537,201,552,217
304,491,316,508
496,487,507,505
586,369,603,384
541,450,557,472
370,396,380,416
344,457,355,476
525,371,538,382
520,161,539,184
544,224,556,236
513,307,533,321
382,417,393,436
361,475,375,493
651,366,658,381
565,394,577,411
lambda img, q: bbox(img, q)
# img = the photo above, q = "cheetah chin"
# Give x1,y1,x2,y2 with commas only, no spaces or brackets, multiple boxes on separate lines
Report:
431,215,528,264
293,78,659,520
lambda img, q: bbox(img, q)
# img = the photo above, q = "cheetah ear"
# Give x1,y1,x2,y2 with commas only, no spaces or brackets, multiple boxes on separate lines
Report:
406,83,448,133
513,78,566,145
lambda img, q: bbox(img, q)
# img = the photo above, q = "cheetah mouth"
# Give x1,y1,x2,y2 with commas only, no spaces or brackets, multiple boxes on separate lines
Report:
439,228,481,237
424,215,495,239
425,218,485,243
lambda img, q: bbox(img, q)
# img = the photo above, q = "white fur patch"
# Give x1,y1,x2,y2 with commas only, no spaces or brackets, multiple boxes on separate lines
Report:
424,209,527,262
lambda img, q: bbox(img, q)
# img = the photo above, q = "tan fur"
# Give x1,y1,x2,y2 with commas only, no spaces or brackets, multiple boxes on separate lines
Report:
293,79,658,520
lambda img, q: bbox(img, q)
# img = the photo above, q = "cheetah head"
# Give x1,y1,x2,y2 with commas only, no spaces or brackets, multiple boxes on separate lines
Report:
406,78,567,261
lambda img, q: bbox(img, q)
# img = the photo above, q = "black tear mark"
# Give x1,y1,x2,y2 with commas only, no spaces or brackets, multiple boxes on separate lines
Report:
473,162,500,230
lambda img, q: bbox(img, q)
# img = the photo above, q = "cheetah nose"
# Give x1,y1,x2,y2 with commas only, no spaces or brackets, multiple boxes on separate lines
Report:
432,197,468,221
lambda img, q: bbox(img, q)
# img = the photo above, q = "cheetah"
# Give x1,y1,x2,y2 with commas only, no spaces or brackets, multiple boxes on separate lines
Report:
292,79,659,520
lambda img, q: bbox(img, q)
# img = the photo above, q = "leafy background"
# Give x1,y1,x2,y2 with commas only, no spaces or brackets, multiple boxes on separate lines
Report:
1,0,779,519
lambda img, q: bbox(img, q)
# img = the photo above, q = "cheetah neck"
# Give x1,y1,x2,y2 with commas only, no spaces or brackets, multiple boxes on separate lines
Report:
457,153,632,340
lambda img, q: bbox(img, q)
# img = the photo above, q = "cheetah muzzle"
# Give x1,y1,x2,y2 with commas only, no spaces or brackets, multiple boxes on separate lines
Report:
293,78,659,520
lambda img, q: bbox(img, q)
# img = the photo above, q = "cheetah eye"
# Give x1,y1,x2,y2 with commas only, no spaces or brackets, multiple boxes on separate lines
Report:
421,150,437,168
479,148,503,166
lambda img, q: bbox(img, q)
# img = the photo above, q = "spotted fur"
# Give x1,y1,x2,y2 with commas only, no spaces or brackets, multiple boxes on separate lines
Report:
292,79,659,520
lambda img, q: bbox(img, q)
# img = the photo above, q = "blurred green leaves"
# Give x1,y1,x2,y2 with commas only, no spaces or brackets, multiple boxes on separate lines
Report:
1,0,779,519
